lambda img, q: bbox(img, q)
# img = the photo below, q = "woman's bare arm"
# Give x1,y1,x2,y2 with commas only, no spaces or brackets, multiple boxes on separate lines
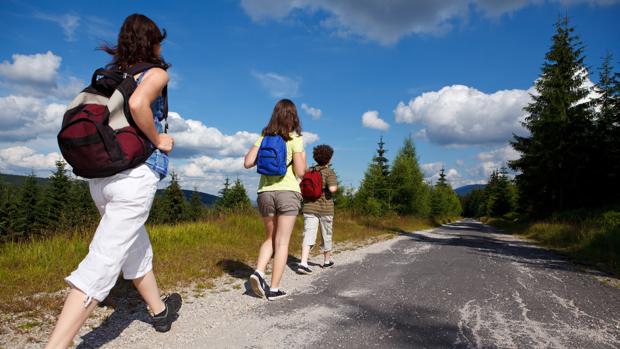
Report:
128,68,173,152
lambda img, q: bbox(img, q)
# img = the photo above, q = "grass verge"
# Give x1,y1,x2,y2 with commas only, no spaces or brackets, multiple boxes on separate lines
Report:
484,209,620,277
0,211,432,315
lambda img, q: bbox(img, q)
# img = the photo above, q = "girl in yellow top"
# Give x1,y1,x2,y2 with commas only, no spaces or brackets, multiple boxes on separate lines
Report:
244,99,306,300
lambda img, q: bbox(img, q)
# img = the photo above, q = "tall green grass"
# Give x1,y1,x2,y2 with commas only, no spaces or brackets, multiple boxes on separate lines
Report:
0,211,432,314
486,209,620,277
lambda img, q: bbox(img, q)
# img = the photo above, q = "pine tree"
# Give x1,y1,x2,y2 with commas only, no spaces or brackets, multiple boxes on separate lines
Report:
216,178,252,211
40,160,72,232
161,171,186,223
374,136,390,177
510,16,595,214
593,52,620,201
430,169,461,218
229,178,252,211
15,174,41,238
461,188,487,218
0,177,17,240
67,180,98,228
390,137,430,216
354,136,392,214
486,167,517,217
188,187,203,221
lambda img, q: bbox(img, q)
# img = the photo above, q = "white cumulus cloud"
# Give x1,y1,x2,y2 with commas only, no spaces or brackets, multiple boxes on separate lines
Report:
394,84,532,146
0,51,61,84
167,112,260,158
0,51,84,99
301,131,320,145
362,110,389,131
0,95,66,142
301,103,322,119
0,146,62,172
474,145,520,177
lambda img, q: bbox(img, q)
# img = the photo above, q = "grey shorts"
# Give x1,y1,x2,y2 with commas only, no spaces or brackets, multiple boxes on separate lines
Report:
257,191,302,217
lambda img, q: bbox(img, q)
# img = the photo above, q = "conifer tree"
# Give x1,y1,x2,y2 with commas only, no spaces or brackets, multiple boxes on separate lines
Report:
229,178,252,211
510,16,595,214
461,188,487,218
355,136,392,214
41,160,72,231
374,136,390,177
390,137,429,216
0,177,17,240
430,169,461,218
15,174,41,237
161,171,186,223
486,167,518,217
593,52,620,201
188,187,203,221
68,180,98,227
216,178,252,211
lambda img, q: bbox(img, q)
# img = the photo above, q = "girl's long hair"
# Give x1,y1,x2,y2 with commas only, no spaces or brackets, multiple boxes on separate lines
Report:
262,99,302,141
100,13,169,71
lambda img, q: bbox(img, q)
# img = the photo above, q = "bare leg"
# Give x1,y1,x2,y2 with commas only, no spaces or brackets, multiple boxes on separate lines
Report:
323,251,332,265
256,216,277,273
46,288,99,349
270,215,297,289
132,271,165,314
300,244,312,265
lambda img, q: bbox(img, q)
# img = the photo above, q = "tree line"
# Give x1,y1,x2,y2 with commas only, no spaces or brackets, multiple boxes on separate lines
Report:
463,16,619,219
337,136,462,219
0,160,255,241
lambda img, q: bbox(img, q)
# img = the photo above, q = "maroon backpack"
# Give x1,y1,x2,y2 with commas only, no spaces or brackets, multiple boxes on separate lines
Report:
57,63,168,178
300,167,324,201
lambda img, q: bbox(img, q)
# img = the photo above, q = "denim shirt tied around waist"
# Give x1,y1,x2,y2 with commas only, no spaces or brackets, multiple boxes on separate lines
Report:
136,70,168,180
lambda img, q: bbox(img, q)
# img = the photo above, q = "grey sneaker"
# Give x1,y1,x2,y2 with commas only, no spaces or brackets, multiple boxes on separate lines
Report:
152,293,182,332
296,264,313,275
323,261,334,268
266,289,288,301
250,271,268,298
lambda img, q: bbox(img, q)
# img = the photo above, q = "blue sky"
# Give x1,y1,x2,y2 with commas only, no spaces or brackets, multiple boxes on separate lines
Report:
1,0,619,197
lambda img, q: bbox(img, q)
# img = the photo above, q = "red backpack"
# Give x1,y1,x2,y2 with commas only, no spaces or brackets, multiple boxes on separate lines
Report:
57,63,168,178
300,167,324,201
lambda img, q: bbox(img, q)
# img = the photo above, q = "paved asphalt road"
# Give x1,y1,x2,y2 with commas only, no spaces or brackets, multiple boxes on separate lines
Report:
260,221,620,349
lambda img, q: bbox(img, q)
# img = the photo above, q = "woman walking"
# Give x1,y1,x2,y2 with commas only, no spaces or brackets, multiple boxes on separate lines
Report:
244,99,306,301
47,14,181,348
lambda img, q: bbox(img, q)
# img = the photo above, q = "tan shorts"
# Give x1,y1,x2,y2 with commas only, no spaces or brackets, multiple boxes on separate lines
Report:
257,191,302,217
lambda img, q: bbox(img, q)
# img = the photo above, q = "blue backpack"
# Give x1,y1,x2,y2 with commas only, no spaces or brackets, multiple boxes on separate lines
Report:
257,135,291,176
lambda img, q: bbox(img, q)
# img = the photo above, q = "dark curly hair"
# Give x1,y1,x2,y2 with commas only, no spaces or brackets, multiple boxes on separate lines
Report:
262,99,302,141
100,14,169,71
313,144,334,166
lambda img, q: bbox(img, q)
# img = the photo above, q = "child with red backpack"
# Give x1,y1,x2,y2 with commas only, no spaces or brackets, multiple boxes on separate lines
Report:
296,145,338,274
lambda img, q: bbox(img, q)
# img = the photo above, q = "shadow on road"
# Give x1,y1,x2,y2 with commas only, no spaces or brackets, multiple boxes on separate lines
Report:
335,298,460,348
401,223,608,278
216,259,254,279
77,279,150,348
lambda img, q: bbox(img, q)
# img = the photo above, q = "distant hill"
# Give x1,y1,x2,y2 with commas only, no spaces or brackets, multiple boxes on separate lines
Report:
1,173,219,206
0,173,51,186
155,189,219,206
455,184,486,197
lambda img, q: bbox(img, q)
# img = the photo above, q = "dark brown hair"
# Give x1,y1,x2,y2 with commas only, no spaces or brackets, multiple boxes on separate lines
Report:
101,14,169,71
313,144,334,166
262,99,302,141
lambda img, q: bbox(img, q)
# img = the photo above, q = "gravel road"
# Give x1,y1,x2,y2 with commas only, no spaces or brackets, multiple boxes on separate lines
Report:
5,221,620,348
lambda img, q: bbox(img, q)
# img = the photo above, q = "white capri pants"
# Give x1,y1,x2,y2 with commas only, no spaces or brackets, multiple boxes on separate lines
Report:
65,164,159,304
302,213,334,252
